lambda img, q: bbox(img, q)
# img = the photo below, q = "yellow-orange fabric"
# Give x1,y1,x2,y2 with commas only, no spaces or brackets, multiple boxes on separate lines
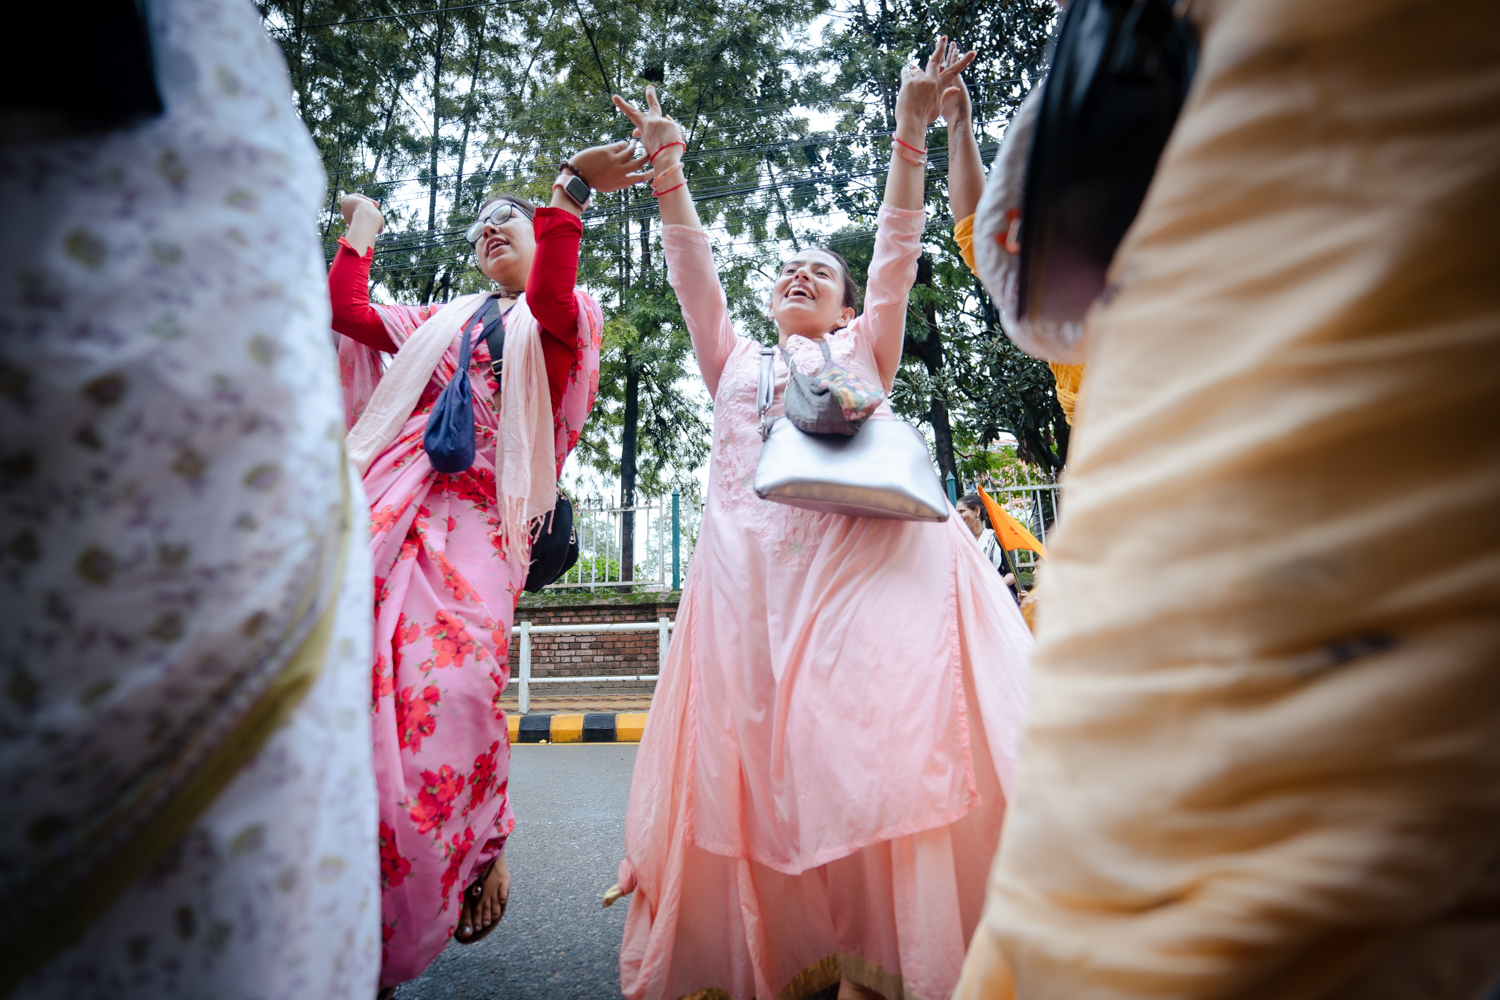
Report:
954,216,1085,425
955,0,1500,997
1045,363,1083,424
978,486,1048,558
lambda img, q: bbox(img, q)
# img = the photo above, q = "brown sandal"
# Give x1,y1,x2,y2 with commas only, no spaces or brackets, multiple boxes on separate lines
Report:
453,860,506,945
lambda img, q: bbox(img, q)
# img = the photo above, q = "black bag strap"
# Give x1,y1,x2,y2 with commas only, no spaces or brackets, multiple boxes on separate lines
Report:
453,311,475,371
476,295,510,382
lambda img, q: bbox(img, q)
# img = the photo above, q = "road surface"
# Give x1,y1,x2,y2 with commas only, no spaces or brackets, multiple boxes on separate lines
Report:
394,743,638,1000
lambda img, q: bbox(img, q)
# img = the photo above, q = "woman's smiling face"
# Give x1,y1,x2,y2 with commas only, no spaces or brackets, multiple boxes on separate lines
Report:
474,201,536,289
770,250,856,338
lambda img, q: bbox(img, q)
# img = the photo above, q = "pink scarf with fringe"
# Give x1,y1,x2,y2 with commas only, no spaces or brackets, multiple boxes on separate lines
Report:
344,291,556,561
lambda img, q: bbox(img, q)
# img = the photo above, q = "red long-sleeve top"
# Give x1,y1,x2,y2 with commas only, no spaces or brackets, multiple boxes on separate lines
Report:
328,207,585,412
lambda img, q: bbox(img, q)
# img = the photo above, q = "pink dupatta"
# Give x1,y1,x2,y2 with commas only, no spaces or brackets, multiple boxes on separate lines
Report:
342,293,563,560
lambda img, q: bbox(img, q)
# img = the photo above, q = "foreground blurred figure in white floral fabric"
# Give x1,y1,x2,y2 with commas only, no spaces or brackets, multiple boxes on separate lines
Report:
0,1,380,997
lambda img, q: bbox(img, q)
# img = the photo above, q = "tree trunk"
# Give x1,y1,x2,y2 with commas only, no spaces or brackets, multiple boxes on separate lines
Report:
451,24,486,210
765,159,800,249
320,144,344,242
291,0,308,119
421,2,448,304
368,83,402,182
618,197,636,590
620,368,640,589
908,253,958,485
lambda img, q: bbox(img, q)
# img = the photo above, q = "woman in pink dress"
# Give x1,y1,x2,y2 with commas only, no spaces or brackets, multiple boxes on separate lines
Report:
610,42,1034,1000
329,142,643,991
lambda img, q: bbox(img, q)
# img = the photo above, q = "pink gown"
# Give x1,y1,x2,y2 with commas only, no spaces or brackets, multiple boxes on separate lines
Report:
618,206,1034,1000
343,293,601,985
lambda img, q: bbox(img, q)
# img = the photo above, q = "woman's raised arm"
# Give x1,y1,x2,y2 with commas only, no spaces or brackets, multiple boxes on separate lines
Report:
940,43,983,224
614,88,702,231
865,38,975,385
614,87,737,395
329,193,397,352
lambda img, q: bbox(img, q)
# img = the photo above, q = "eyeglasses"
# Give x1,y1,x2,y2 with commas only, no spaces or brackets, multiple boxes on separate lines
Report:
465,201,531,244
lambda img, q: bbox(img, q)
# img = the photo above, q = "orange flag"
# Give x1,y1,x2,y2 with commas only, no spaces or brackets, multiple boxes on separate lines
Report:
978,485,1049,558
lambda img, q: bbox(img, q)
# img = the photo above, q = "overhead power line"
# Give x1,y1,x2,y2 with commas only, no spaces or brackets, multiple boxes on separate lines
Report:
322,89,1026,194
337,139,989,260
267,0,531,32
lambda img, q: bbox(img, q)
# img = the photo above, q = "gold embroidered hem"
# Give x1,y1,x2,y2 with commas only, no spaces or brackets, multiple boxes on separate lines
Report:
677,952,926,1000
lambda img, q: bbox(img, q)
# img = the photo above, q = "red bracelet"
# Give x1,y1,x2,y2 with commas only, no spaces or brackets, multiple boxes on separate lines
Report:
653,181,687,198
648,140,686,165
651,160,685,192
891,134,927,155
890,141,927,167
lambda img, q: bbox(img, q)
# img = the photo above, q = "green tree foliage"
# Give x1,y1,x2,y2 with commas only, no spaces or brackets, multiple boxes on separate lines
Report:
811,0,1068,480
516,0,831,517
260,0,1068,535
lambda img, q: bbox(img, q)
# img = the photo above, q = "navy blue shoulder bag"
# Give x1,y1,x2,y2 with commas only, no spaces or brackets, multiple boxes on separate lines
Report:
423,297,504,473
422,294,578,588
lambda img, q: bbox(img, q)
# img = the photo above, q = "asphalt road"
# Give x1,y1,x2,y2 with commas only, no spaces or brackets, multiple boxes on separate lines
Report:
395,743,639,1000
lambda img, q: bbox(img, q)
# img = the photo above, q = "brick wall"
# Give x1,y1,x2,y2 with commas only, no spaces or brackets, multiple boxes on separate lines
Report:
507,597,679,679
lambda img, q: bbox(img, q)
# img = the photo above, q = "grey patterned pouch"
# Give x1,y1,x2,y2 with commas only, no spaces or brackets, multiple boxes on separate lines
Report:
778,339,883,437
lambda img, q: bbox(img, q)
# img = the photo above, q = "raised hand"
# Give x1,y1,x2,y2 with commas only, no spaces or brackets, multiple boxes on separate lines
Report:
938,39,976,128
937,38,984,221
340,192,384,232
612,86,700,229
339,192,384,255
612,86,687,165
569,139,651,194
896,35,974,133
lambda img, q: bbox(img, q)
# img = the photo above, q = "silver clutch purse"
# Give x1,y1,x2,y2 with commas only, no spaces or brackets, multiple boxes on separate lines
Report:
753,346,950,521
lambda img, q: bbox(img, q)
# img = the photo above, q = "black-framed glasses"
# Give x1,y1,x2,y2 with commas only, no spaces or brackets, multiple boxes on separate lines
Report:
465,201,531,244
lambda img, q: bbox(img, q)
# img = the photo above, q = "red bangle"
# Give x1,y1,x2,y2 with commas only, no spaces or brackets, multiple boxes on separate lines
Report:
653,181,687,198
648,140,686,165
891,141,927,167
891,134,927,156
651,161,685,192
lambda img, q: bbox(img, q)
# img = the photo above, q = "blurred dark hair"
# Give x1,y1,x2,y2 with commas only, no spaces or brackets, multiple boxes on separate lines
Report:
477,192,535,221
957,493,994,531
782,247,861,311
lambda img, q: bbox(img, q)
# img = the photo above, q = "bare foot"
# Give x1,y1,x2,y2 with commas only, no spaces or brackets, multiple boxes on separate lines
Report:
454,853,511,942
837,980,885,1000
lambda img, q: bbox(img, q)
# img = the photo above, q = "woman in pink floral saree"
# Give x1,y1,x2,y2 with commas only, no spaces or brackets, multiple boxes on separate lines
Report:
330,142,643,990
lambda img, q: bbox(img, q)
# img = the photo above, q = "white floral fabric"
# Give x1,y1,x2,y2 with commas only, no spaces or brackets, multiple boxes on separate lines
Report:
0,0,379,995
13,501,380,1000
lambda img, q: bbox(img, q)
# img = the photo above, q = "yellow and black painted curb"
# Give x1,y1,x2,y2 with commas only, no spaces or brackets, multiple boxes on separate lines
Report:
507,712,648,744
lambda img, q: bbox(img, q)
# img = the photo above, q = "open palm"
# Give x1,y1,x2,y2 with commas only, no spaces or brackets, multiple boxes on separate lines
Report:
613,86,687,161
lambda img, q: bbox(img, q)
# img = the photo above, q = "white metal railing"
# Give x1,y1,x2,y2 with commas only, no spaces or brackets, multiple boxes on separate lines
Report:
507,618,673,714
549,494,703,591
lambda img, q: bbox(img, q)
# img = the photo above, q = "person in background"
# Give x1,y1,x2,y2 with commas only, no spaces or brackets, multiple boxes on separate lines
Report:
957,494,1021,601
956,0,1500,997
607,40,1034,1000
330,142,637,990
940,49,1083,428
1,1,380,996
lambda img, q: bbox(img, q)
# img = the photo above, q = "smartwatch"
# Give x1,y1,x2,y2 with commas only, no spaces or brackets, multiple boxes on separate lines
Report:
556,160,592,208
